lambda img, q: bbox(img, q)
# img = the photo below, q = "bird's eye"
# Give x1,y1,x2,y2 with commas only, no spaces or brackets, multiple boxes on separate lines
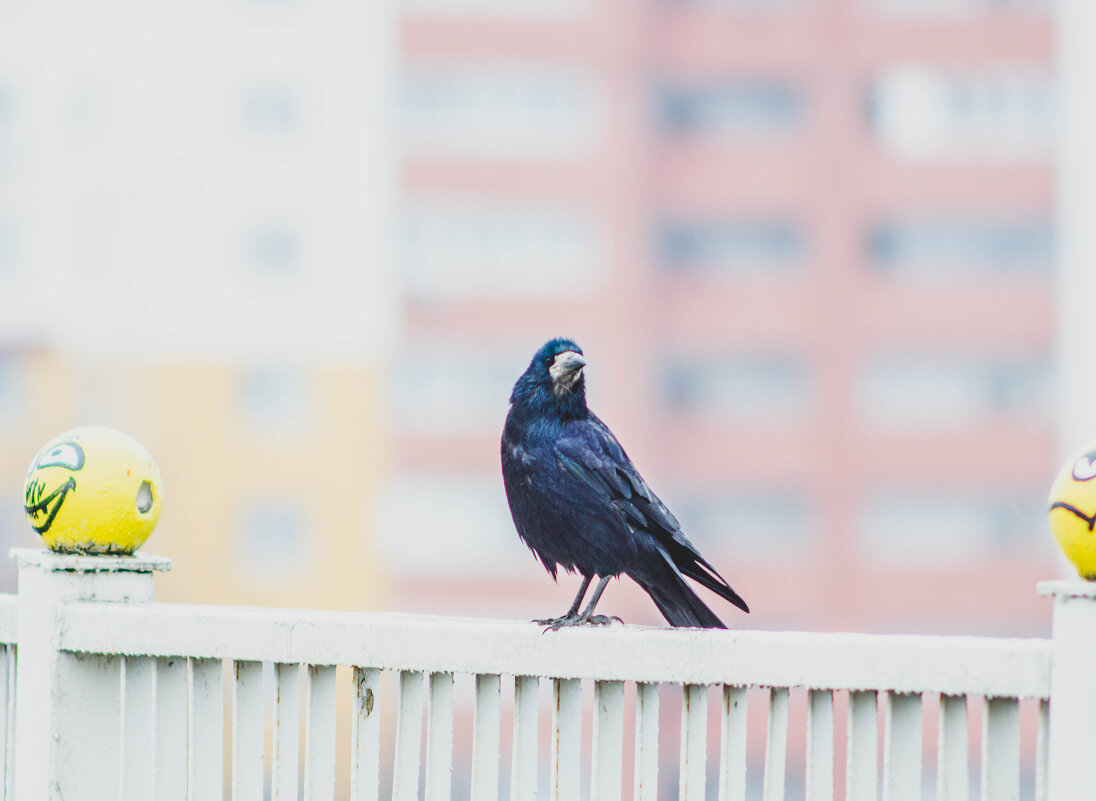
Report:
542,355,553,367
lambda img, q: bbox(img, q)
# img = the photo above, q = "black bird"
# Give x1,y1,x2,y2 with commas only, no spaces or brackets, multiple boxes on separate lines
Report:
501,337,749,629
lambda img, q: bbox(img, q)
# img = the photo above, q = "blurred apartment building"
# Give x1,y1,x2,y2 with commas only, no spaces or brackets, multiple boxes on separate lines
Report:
384,0,1059,634
0,0,394,610
0,0,1061,635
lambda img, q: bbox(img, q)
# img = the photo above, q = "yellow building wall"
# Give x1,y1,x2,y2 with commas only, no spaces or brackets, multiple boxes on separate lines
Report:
2,352,389,612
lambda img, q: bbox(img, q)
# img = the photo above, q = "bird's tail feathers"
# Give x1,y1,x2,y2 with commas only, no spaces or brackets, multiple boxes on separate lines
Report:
676,555,750,614
630,551,728,629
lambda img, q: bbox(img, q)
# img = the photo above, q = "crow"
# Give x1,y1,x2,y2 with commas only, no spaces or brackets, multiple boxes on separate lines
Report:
501,337,749,629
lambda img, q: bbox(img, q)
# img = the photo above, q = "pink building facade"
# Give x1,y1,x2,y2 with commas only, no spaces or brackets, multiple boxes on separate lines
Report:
386,0,1057,635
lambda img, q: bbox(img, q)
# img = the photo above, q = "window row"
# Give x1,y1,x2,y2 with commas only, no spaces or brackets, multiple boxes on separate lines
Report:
401,0,1049,17
375,473,1051,577
0,357,319,437
0,205,1056,290
401,202,1054,288
0,467,1050,593
400,66,1053,161
394,346,1053,433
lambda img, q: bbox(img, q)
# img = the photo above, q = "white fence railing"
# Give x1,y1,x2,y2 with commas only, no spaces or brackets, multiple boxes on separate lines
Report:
1,549,1088,801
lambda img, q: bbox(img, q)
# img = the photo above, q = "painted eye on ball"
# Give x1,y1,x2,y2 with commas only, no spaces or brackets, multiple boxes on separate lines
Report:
1072,451,1096,482
35,442,86,472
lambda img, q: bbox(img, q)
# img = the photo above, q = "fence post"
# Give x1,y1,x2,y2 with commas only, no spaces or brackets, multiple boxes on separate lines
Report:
9,547,171,801
1039,579,1096,801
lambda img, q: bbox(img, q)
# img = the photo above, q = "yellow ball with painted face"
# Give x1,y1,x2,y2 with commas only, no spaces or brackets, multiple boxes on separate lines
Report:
1048,442,1096,580
23,426,164,555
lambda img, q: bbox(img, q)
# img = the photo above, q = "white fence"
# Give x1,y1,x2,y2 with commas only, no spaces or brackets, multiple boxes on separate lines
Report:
1,549,1089,801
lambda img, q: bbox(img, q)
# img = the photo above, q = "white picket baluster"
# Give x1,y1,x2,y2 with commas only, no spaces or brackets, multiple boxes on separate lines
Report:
0,647,9,801
883,692,922,801
121,656,154,801
273,663,301,801
511,676,540,801
155,657,190,801
351,667,381,801
1035,699,1049,801
718,686,747,801
634,683,660,801
232,660,264,801
592,681,624,801
551,679,581,801
4,645,13,801
471,674,502,801
680,684,708,801
425,672,455,801
806,689,833,801
937,695,969,801
982,697,1020,801
393,671,426,801
846,691,878,801
763,688,789,801
188,658,223,801
304,664,337,800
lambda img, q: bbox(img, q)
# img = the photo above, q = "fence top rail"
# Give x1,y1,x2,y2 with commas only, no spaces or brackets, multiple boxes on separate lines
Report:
60,600,1051,697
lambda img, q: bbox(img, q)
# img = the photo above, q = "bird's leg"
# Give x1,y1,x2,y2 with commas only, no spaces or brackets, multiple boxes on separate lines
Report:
540,577,622,631
534,574,592,627
564,574,593,617
573,577,622,627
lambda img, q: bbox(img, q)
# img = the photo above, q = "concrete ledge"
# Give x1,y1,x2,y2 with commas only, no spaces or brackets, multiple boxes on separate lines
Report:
10,548,171,574
1037,579,1096,599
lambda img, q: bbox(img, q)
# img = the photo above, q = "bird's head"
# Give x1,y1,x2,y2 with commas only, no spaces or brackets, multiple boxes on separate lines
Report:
510,338,589,418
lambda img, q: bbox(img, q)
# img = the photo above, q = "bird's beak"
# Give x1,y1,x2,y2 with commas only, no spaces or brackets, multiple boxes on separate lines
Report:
553,351,586,372
550,351,587,386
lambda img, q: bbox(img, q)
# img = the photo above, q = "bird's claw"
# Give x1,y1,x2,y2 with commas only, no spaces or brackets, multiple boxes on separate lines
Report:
534,613,623,633
584,614,621,627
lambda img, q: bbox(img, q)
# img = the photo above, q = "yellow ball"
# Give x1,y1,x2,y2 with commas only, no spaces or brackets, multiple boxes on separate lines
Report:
23,426,163,555
1048,442,1096,579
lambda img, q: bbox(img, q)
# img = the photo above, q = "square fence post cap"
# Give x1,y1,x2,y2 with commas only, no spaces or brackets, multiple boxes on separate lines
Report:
1037,579,1096,600
9,547,172,574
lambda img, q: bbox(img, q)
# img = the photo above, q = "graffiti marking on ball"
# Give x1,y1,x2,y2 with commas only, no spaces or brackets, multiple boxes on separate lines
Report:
23,440,86,535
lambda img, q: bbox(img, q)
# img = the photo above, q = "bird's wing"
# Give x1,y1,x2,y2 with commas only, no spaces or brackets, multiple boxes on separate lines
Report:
555,416,749,613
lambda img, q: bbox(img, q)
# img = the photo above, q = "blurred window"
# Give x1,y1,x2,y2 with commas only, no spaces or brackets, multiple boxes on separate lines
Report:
0,87,12,181
237,498,309,576
401,66,599,159
239,365,315,436
0,218,15,279
239,84,299,137
661,355,808,423
868,218,1053,279
374,473,527,575
403,199,600,299
864,0,1048,14
657,81,803,138
402,0,587,16
658,219,804,276
859,490,1045,564
245,223,302,281
869,66,1052,160
858,354,1051,429
395,342,521,434
670,491,813,555
0,355,19,426
660,0,804,8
